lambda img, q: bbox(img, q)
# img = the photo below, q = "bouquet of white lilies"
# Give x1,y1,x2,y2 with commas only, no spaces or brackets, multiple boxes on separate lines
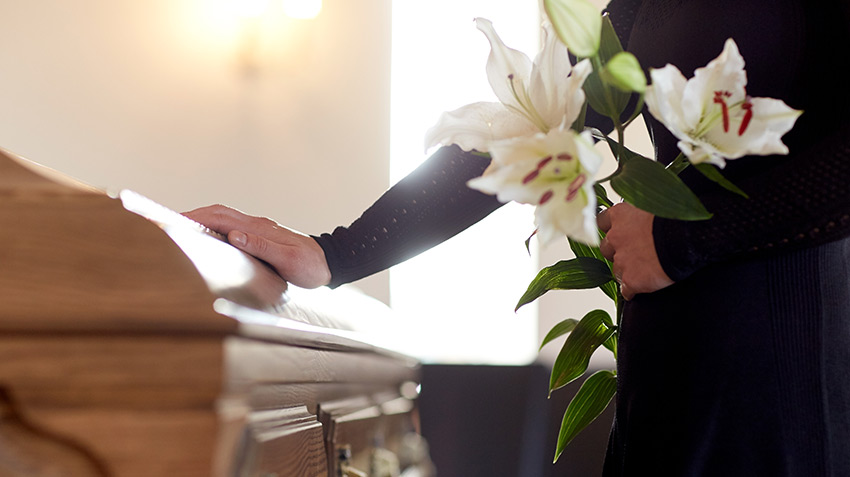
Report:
425,0,801,463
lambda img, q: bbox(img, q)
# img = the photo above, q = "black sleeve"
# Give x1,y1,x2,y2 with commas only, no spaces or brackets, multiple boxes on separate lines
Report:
313,0,639,288
604,0,641,49
649,1,850,282
653,122,850,282
313,145,502,288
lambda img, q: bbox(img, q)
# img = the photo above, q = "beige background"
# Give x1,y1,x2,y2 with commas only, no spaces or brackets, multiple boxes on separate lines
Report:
0,0,645,365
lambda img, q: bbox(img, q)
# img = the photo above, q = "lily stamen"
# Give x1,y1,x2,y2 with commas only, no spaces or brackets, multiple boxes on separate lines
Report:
507,73,550,132
566,174,587,201
738,100,753,136
693,97,752,138
714,91,732,132
645,38,801,168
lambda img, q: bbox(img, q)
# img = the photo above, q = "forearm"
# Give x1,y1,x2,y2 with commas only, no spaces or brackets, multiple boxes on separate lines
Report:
313,145,503,288
654,122,850,281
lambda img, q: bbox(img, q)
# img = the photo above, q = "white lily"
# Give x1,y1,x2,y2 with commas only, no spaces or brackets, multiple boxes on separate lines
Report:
425,17,592,153
468,128,602,245
645,38,802,168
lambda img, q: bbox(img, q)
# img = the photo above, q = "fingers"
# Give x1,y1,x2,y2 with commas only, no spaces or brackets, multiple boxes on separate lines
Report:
228,228,272,259
227,229,332,289
616,270,634,301
183,204,252,235
597,204,620,261
599,236,615,261
227,230,250,249
598,202,667,300
185,205,332,288
227,229,295,280
611,264,629,300
185,205,283,242
596,207,612,233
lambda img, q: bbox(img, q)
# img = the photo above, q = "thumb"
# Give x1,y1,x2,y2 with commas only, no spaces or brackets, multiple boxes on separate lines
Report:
620,283,635,301
228,230,273,262
226,229,331,288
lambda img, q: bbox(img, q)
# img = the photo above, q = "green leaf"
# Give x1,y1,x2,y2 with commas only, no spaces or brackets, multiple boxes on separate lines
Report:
543,0,602,58
602,332,618,359
583,16,630,120
554,370,617,462
549,310,614,393
600,52,646,93
569,236,609,266
516,257,614,311
610,149,712,220
524,230,537,255
694,163,750,198
569,237,618,302
598,14,624,62
539,318,579,351
594,183,613,208
597,308,613,327
571,99,588,133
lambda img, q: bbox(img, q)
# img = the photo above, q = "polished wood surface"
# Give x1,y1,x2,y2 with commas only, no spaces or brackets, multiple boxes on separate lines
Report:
0,150,230,333
0,149,426,476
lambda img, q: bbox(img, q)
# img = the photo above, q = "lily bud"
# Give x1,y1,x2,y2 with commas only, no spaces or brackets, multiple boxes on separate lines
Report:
601,52,646,93
544,0,602,58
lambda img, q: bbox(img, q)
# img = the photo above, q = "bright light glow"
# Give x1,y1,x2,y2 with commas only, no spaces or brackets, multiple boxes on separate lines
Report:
282,0,322,19
217,0,270,19
390,1,541,364
196,0,267,38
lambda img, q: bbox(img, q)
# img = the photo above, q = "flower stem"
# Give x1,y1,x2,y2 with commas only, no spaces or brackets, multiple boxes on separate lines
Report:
622,94,645,129
666,152,690,175
615,124,626,162
592,55,627,162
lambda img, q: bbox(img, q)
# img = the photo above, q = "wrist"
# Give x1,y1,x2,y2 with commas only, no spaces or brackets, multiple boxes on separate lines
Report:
307,236,332,287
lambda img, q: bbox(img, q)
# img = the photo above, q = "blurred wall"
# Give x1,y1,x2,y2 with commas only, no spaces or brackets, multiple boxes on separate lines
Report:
0,0,392,301
0,0,643,369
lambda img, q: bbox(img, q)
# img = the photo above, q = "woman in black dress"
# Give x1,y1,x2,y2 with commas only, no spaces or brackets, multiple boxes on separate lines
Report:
187,0,850,473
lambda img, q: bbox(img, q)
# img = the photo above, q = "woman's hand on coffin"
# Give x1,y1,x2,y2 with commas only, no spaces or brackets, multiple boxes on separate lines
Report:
183,204,332,288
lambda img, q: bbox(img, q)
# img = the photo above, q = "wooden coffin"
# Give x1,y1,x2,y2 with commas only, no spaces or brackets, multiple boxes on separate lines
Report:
0,149,428,477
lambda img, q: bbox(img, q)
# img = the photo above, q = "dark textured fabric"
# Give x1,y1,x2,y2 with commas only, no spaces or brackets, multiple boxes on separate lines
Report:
314,0,850,473
627,0,850,282
316,0,850,287
603,0,850,475
653,124,850,282
604,239,850,476
312,145,501,288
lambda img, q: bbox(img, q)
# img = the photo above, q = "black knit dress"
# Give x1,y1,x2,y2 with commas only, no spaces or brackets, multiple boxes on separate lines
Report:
314,0,850,474
603,1,850,475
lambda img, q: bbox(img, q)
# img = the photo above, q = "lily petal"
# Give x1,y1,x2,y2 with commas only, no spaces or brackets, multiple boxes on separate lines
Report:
424,101,538,153
646,38,801,167
529,23,572,127
476,18,534,113
535,185,598,245
468,128,601,245
427,18,590,155
645,64,690,136
676,140,723,167
683,38,747,127
701,97,802,162
561,59,593,128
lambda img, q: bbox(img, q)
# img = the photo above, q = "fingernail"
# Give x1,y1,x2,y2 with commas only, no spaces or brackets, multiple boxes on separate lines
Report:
230,231,247,247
